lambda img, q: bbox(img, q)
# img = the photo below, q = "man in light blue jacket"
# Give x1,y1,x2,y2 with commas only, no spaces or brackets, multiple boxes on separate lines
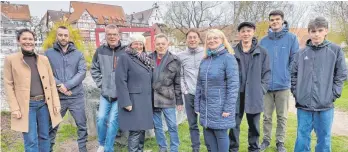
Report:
260,10,299,152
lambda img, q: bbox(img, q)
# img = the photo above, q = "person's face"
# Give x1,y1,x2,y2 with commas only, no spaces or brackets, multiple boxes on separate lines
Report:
309,27,328,45
239,27,255,43
130,41,144,53
206,33,223,50
186,32,200,49
56,28,69,47
155,37,169,55
18,32,35,52
269,15,284,31
105,28,120,47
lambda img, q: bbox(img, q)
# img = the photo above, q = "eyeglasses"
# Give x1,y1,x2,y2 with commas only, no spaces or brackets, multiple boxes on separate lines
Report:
206,36,221,41
106,33,119,37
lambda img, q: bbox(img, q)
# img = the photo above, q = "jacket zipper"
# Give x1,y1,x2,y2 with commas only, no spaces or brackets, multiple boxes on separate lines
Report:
205,56,213,127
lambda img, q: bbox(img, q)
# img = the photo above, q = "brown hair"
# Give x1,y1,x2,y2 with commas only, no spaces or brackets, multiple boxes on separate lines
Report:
308,17,329,32
269,10,284,20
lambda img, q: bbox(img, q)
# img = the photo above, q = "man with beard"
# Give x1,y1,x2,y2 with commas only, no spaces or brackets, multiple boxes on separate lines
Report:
229,22,270,152
45,26,88,152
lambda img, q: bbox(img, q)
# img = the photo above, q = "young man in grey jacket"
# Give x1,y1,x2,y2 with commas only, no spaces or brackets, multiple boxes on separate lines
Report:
291,17,347,152
177,29,205,152
90,24,126,152
46,26,87,152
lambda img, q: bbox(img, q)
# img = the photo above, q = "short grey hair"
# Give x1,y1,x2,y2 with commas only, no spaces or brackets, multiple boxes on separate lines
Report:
105,24,119,31
308,17,329,32
155,33,168,41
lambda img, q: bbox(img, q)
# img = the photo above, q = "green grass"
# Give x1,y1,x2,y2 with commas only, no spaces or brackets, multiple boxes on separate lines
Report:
112,113,348,152
2,112,348,152
335,81,348,111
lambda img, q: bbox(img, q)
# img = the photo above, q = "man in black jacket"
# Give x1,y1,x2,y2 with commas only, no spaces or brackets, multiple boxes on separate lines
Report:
229,22,270,152
150,33,183,152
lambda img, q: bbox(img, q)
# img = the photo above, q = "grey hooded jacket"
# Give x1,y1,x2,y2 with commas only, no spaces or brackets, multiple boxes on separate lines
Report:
90,42,126,99
291,40,347,111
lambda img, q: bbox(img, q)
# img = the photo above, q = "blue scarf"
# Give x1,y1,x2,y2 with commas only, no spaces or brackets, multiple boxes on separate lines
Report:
207,44,225,57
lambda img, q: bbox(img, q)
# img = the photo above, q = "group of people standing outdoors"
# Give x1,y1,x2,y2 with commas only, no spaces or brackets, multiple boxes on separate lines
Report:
4,9,347,152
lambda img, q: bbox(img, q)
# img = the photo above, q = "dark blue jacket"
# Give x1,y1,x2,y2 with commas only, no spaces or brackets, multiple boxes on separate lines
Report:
115,49,154,131
260,21,299,91
194,49,239,129
45,42,86,99
234,38,271,114
291,40,347,111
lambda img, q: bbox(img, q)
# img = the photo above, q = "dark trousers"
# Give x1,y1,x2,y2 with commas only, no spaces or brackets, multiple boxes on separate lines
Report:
184,94,203,150
229,93,260,152
204,128,229,152
49,98,88,152
128,130,146,152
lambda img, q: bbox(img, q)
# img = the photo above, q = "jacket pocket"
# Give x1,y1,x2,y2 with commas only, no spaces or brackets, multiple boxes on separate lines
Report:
129,87,142,94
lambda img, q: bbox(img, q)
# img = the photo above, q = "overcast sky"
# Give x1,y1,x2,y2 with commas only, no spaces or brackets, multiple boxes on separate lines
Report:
14,1,157,18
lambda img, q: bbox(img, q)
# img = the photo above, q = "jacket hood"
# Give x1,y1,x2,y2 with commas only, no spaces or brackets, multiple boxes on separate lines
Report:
235,37,259,56
306,39,331,50
268,20,289,40
53,41,77,53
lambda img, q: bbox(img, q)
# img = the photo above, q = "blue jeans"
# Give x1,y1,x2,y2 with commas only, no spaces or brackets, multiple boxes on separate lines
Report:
22,100,50,152
97,96,119,152
153,108,180,152
203,128,229,152
295,108,334,152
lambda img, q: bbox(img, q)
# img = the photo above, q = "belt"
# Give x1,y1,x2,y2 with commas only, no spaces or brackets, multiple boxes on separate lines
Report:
30,95,45,101
103,95,117,102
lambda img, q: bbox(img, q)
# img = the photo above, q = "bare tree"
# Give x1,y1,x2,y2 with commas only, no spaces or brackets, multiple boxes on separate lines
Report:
164,1,228,34
30,16,44,42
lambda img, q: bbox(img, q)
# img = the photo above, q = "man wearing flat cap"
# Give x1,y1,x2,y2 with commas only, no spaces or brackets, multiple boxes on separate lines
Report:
229,22,271,152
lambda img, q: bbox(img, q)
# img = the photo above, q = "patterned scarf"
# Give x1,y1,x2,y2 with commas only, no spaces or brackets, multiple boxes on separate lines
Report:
125,47,154,69
207,44,225,57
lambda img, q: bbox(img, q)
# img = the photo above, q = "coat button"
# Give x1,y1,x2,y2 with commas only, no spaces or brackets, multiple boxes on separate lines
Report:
47,97,50,100
42,76,45,79
45,87,48,89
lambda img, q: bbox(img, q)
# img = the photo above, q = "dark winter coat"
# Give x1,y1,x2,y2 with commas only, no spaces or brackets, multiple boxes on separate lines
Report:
45,42,87,99
115,50,154,131
234,38,271,114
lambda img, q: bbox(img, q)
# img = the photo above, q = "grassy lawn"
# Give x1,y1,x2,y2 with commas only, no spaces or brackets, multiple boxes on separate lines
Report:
335,81,348,111
2,112,348,152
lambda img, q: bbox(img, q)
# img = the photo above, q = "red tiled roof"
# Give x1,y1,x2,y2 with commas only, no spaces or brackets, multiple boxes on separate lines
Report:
68,1,126,26
1,3,31,21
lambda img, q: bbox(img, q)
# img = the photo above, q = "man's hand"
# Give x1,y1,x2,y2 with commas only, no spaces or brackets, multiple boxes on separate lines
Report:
12,110,22,119
63,91,72,96
54,107,61,115
125,106,132,111
222,112,230,118
58,84,68,93
177,105,183,111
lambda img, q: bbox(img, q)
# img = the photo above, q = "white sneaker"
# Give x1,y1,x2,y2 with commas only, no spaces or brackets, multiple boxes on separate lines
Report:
97,146,104,152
